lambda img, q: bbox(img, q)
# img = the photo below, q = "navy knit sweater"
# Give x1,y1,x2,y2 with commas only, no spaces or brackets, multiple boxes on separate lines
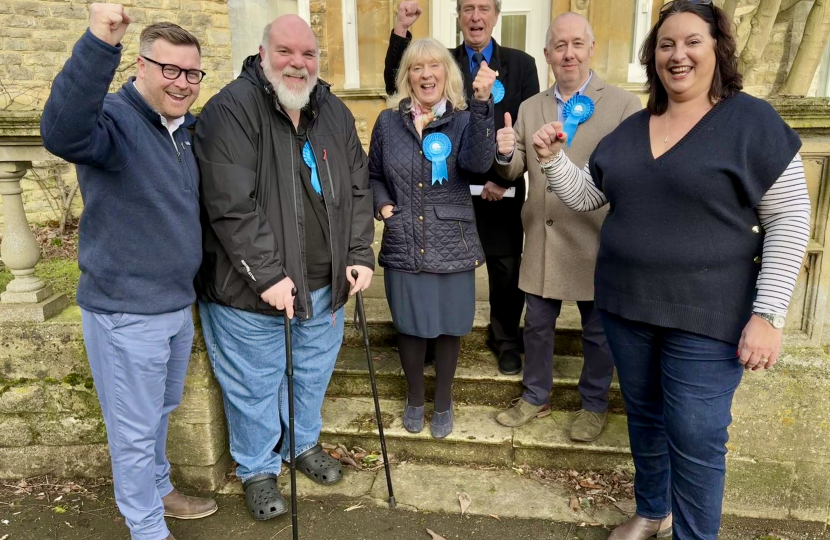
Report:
587,93,801,343
41,31,202,315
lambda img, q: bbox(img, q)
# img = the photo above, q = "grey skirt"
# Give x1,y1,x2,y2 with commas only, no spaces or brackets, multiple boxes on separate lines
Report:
384,269,476,338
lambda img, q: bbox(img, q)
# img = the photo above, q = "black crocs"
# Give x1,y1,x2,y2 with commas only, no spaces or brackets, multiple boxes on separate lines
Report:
242,474,287,521
295,444,343,485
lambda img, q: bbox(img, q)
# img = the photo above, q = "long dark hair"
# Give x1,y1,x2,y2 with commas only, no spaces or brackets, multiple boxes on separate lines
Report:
639,0,742,115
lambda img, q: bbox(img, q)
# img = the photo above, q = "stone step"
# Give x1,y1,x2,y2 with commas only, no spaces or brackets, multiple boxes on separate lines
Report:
318,396,633,473
342,297,585,356
328,346,624,412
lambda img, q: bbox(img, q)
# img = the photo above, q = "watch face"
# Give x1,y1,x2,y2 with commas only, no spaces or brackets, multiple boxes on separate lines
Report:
773,315,786,329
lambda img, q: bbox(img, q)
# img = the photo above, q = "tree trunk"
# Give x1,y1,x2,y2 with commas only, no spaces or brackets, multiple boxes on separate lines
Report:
723,0,741,27
780,0,830,95
738,0,784,81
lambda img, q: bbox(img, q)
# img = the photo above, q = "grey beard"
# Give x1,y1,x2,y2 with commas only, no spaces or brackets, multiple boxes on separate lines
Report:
262,62,317,111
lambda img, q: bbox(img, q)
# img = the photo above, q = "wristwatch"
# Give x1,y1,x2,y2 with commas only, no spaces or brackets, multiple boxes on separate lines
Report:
754,312,786,329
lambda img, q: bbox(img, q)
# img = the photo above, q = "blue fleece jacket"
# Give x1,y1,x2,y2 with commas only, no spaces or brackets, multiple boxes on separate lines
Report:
40,30,202,315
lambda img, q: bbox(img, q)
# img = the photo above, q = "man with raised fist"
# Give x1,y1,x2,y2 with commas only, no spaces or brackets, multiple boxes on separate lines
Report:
41,4,215,539
384,0,538,376
493,12,641,443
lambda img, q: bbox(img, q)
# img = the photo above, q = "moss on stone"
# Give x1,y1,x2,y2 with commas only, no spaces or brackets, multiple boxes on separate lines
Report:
0,258,80,303
62,373,84,386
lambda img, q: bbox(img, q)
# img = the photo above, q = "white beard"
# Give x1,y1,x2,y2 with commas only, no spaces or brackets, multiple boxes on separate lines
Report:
262,62,318,111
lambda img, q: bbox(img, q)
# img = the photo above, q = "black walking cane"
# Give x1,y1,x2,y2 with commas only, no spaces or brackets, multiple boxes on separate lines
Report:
284,288,300,540
352,269,396,507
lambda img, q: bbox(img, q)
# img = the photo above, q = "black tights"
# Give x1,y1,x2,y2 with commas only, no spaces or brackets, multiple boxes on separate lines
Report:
398,333,460,412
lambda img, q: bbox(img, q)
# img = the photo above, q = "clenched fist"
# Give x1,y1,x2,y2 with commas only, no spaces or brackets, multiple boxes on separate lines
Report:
89,3,131,47
394,1,422,37
496,112,515,156
532,121,567,161
472,61,497,102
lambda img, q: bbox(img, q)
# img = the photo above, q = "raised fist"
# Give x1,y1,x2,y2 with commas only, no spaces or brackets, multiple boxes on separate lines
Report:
394,1,422,37
472,61,497,102
89,3,131,47
532,121,567,161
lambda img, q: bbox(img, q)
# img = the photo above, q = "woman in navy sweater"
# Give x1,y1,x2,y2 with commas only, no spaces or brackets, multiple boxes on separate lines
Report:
537,1,810,539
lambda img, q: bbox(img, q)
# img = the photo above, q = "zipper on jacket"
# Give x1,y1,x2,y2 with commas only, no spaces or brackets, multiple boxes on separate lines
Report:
308,137,338,316
167,129,181,162
289,139,312,319
458,222,469,251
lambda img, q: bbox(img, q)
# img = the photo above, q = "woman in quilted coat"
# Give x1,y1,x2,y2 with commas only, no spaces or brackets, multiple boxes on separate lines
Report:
369,38,496,438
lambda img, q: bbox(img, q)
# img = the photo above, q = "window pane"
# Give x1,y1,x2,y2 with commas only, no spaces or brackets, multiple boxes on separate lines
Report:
501,15,527,52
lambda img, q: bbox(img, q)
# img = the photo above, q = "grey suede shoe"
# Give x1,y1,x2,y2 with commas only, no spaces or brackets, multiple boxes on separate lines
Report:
403,400,425,433
607,513,673,540
430,403,454,439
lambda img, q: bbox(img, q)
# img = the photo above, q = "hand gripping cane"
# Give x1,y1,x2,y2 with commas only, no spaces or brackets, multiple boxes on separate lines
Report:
352,269,396,507
284,288,300,540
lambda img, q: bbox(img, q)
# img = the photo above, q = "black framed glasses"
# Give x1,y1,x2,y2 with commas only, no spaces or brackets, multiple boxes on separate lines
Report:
142,56,206,84
660,0,713,13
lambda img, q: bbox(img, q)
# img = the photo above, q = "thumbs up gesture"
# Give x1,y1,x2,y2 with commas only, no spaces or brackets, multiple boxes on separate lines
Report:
497,112,515,156
472,60,497,102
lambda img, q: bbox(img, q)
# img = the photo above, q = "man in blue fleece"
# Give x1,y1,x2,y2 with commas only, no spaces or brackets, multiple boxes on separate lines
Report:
40,4,216,540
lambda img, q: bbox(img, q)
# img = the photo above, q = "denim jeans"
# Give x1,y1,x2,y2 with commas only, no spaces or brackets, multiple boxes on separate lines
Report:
81,307,193,540
199,286,344,482
599,310,743,540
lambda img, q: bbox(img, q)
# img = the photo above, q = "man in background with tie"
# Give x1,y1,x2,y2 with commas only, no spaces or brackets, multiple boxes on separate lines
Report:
384,0,539,375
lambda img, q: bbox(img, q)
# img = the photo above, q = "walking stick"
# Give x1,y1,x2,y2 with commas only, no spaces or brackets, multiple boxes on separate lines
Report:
352,269,396,508
284,288,300,540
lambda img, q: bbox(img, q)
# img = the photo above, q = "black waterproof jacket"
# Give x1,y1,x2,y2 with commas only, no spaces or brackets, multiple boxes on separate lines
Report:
370,98,495,273
194,55,375,320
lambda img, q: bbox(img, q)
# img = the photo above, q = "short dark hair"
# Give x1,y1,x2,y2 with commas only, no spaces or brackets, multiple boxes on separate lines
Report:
139,22,201,57
639,0,742,115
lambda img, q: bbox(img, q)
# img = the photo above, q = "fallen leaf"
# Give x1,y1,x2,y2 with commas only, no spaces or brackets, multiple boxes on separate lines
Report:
330,451,341,460
344,504,364,512
569,496,580,512
489,514,501,521
457,492,472,517
1,534,9,540
54,495,63,502
1,519,9,525
426,529,448,540
53,506,67,514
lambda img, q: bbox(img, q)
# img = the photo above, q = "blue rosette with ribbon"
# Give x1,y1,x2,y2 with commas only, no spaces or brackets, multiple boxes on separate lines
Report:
423,133,452,185
302,141,322,195
492,80,505,104
562,95,595,147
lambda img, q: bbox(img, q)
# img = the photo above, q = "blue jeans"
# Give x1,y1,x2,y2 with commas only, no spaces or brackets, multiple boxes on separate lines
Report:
199,286,344,482
81,307,193,540
599,310,743,540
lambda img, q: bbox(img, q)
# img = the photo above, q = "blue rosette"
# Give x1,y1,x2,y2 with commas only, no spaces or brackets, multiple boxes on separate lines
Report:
423,133,452,185
302,141,322,195
562,95,595,147
492,80,505,104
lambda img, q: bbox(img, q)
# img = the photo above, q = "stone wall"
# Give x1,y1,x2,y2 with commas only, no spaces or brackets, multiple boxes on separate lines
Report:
0,306,232,491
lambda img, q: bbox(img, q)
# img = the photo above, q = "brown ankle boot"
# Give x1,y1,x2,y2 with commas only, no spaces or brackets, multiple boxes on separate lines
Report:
163,489,218,520
607,513,672,540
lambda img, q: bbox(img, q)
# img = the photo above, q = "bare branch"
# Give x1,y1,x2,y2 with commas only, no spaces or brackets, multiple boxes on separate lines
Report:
780,0,830,95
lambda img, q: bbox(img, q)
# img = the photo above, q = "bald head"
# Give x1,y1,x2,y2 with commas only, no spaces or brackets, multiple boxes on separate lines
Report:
261,14,318,51
546,12,594,48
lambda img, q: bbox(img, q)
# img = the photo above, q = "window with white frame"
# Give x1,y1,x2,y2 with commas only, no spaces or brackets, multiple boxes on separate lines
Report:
628,0,652,83
228,0,312,78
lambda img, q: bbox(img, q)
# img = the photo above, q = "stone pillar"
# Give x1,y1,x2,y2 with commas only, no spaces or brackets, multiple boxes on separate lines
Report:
0,160,68,322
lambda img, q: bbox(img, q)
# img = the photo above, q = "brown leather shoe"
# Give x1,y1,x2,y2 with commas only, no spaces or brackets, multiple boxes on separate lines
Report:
608,513,672,540
163,489,218,520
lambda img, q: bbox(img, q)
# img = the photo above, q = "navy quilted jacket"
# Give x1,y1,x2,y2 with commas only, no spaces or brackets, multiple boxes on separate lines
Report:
370,98,495,273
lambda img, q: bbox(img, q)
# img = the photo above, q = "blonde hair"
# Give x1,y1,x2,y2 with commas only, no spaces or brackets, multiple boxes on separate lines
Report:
388,38,467,112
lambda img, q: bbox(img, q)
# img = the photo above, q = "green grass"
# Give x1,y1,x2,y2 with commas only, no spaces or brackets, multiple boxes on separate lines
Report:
0,257,80,302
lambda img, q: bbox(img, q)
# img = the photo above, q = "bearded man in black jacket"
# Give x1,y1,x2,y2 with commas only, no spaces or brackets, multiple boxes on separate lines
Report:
194,15,375,522
384,0,539,374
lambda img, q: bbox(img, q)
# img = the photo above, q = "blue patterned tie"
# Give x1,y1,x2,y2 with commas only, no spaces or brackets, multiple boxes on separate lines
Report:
471,52,485,78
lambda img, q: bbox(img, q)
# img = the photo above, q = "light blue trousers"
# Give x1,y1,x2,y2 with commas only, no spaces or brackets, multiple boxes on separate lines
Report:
81,307,194,540
199,285,345,483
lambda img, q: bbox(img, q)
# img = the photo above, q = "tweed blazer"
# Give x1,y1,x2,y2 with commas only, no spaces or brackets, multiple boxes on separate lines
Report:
495,74,641,300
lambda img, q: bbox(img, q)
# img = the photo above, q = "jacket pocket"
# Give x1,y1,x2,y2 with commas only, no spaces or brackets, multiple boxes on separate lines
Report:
431,204,476,254
433,204,476,222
